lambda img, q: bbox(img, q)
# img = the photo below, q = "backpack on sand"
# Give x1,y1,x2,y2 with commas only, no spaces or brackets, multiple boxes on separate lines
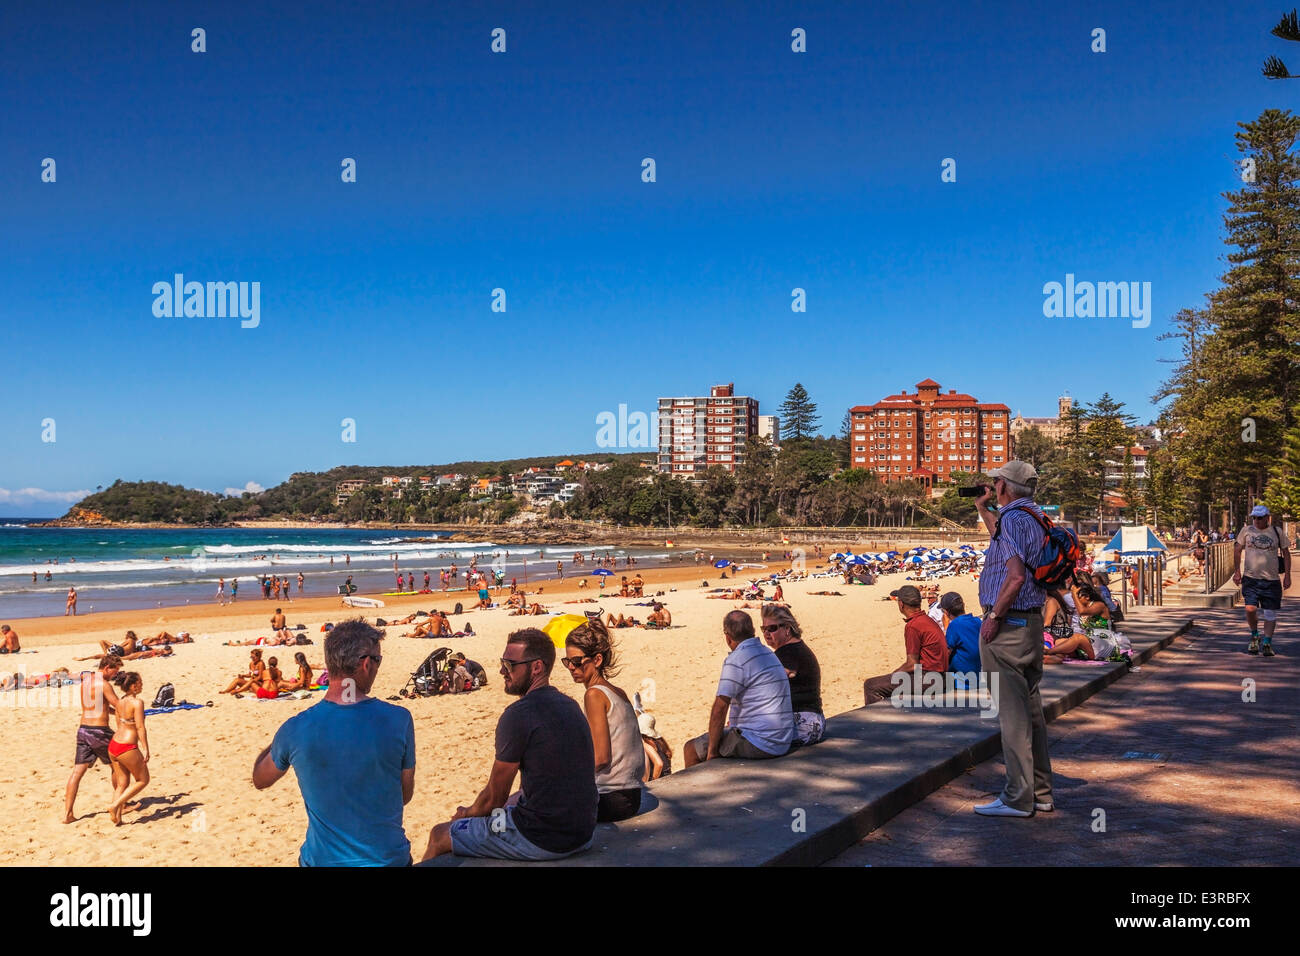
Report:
995,506,1081,589
151,683,176,708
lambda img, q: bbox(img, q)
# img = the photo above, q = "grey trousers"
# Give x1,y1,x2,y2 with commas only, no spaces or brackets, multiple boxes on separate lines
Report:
979,610,1053,811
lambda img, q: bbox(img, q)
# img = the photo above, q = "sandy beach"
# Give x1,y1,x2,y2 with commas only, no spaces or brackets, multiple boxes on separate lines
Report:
0,555,985,866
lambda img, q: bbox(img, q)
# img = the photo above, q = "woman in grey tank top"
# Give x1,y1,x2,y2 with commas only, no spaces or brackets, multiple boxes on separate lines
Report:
563,619,645,822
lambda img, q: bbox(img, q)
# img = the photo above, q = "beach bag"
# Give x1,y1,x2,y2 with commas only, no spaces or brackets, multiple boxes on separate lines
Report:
453,602,463,615
995,507,1080,589
295,634,313,645
317,669,329,686
151,683,176,708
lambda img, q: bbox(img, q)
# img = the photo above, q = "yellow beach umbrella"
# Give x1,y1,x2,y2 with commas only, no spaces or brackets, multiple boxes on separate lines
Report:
541,613,590,649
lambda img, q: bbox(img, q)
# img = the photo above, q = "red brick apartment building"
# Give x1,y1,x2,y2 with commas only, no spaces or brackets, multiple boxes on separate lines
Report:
848,379,1012,493
657,383,760,475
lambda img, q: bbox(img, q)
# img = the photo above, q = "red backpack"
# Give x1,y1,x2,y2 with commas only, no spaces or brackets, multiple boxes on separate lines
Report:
994,506,1081,588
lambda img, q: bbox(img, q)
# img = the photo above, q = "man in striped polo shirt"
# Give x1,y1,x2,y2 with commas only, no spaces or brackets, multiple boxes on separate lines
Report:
973,461,1055,818
683,610,793,765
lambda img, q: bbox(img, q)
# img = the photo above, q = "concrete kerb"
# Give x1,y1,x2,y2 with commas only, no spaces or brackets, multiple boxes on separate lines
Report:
1178,580,1240,609
421,608,1194,867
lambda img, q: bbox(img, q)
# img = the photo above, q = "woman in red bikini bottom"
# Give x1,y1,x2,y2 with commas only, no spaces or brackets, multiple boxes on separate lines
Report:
255,657,283,699
107,671,150,825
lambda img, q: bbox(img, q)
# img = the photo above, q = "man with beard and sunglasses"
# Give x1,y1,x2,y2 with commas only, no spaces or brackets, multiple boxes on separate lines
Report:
422,627,597,862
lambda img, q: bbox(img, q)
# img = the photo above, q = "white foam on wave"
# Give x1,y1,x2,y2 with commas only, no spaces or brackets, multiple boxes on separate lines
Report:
0,546,505,577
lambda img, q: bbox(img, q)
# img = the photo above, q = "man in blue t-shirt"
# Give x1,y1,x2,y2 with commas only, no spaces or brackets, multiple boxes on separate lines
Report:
253,619,416,866
937,592,982,689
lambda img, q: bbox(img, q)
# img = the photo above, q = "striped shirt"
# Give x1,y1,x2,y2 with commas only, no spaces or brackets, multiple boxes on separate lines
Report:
717,637,793,755
979,497,1048,611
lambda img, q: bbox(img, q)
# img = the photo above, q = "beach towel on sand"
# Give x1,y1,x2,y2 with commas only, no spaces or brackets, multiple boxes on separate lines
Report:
145,702,206,716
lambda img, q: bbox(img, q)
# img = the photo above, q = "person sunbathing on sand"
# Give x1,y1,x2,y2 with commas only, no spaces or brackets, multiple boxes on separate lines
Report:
403,619,438,638
707,589,745,600
278,652,321,691
256,657,284,700
120,645,175,661
225,631,297,646
269,608,293,643
220,650,264,695
647,604,671,627
140,631,192,646
810,590,844,596
97,632,139,657
106,671,150,825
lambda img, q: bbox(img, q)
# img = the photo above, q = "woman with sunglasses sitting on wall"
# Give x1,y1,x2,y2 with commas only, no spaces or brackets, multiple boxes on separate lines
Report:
563,619,645,822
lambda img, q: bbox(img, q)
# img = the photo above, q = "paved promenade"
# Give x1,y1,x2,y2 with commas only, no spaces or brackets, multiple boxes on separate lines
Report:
827,602,1299,866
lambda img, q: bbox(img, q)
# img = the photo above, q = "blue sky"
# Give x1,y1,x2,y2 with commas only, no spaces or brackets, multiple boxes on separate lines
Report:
0,0,1289,514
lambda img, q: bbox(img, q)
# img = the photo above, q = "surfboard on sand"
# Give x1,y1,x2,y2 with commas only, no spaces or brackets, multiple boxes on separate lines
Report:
343,596,385,608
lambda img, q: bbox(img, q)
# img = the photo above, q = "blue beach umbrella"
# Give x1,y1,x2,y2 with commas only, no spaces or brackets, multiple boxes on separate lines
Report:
714,560,732,569
850,556,868,565
592,568,613,576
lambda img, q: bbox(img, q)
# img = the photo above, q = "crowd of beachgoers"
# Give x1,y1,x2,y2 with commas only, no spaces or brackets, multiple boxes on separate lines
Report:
10,489,1290,862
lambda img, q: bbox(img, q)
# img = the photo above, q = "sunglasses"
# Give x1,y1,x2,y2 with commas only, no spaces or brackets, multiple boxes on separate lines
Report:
500,657,540,670
761,624,786,633
361,653,382,665
561,655,592,670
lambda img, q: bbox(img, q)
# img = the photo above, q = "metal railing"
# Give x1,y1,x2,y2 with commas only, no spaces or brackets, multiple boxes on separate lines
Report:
1203,541,1236,594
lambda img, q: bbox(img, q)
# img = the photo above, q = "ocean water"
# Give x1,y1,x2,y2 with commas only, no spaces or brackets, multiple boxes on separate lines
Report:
0,522,671,619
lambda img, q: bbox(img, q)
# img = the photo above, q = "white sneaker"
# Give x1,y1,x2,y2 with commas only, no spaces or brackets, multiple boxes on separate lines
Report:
974,797,1033,817
1034,802,1055,812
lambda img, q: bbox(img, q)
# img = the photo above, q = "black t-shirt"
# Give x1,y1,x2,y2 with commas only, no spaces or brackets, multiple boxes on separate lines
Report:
775,640,823,715
463,659,487,685
495,685,597,853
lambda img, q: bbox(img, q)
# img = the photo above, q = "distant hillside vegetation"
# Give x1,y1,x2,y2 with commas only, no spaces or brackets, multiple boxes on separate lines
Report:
58,453,651,523
68,480,238,524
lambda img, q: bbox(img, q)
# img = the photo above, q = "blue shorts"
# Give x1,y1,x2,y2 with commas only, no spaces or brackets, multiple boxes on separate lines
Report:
449,806,592,861
1241,577,1282,611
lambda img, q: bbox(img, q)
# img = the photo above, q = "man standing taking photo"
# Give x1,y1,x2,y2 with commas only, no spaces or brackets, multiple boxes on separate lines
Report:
973,461,1054,817
1234,505,1291,657
252,619,416,866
